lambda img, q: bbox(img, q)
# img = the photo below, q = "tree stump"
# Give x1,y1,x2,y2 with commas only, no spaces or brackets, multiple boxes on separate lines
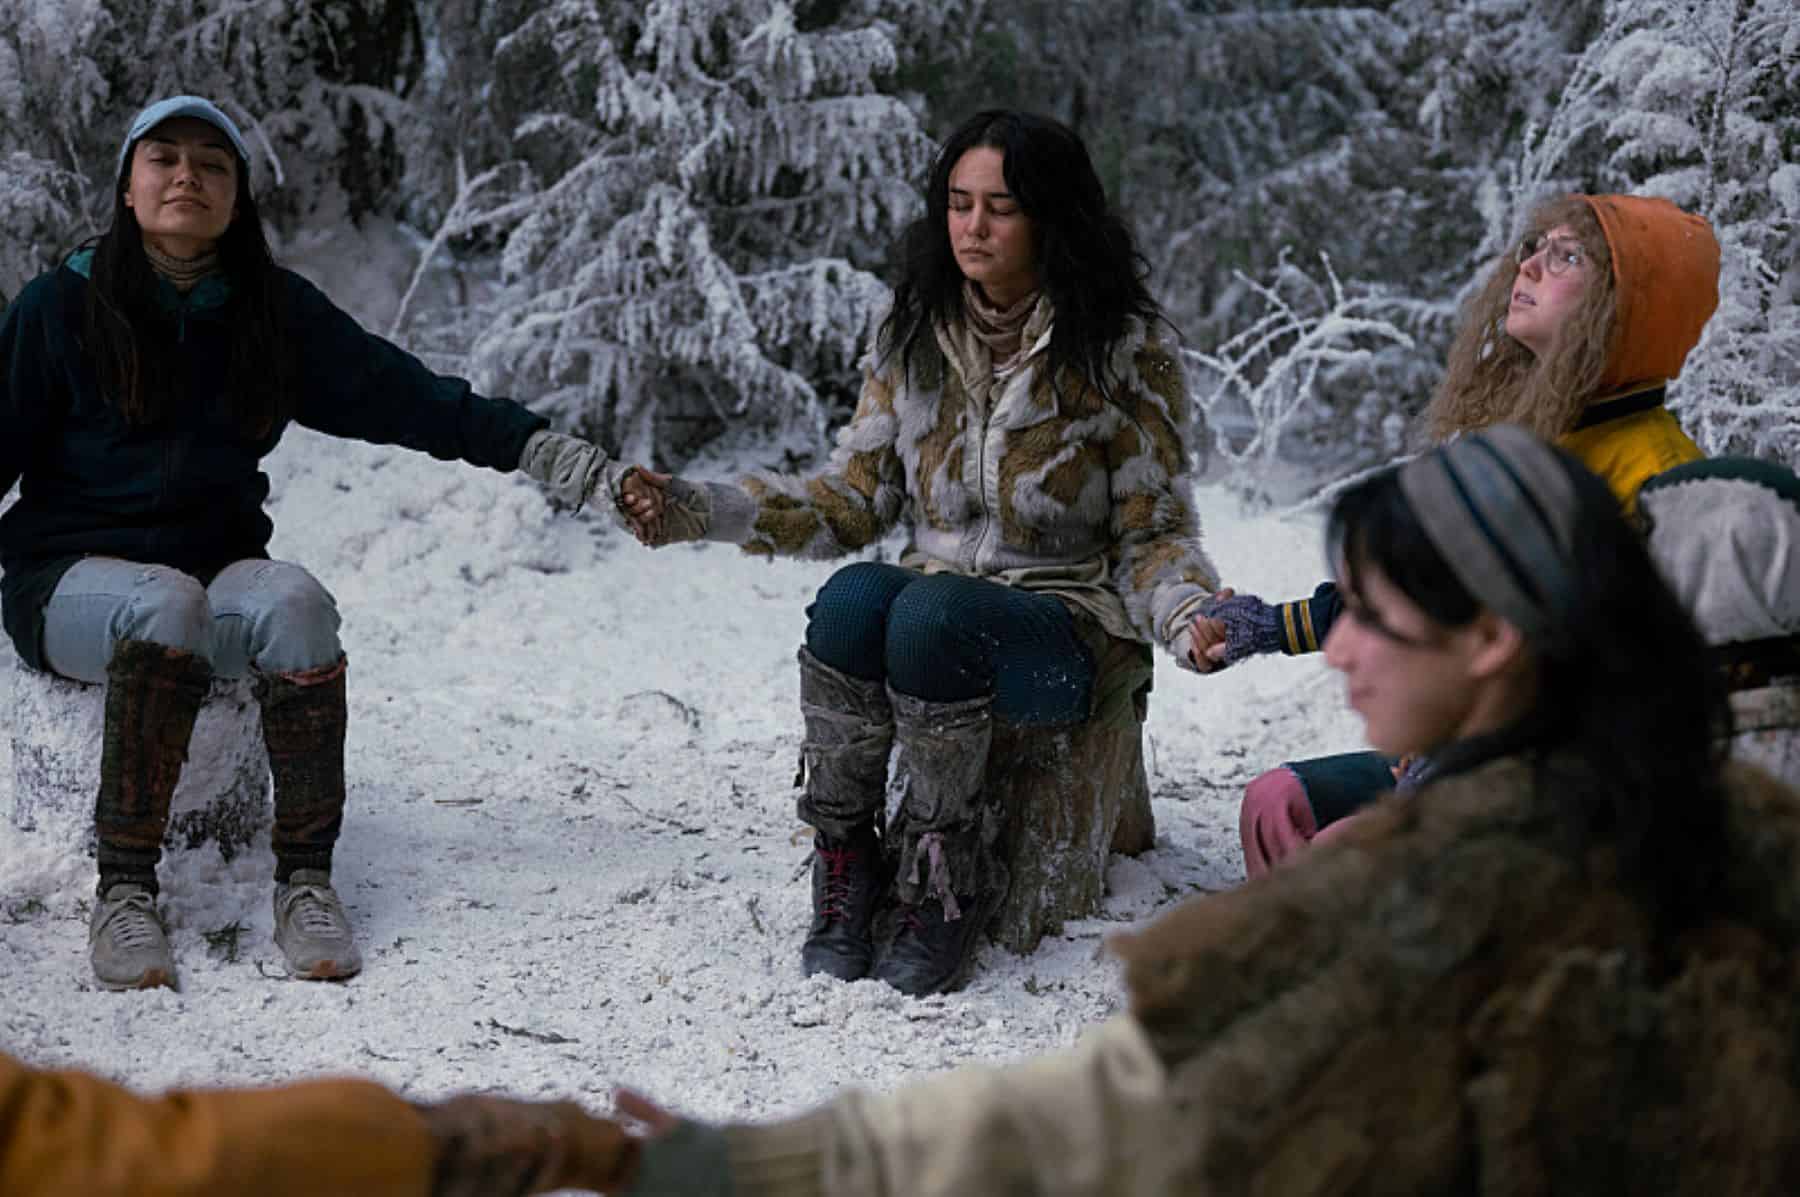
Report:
985,713,1153,954
986,630,1157,955
7,667,272,862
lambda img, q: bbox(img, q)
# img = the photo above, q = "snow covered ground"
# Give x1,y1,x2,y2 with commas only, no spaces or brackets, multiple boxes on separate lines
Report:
0,424,1366,1144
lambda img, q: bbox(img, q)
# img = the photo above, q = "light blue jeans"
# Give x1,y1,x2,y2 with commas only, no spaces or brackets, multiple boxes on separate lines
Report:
42,557,343,683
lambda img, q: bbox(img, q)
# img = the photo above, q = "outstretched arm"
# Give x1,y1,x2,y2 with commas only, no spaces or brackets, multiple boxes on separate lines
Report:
0,1050,633,1197
516,429,667,525
0,276,64,502
618,1016,1186,1197
286,271,547,472
1198,580,1343,666
625,366,907,557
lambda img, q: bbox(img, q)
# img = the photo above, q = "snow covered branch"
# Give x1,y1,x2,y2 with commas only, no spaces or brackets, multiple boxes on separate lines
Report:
1185,253,1413,505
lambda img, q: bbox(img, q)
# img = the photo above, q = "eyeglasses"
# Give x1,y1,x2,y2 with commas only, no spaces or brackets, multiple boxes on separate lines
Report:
1515,233,1587,276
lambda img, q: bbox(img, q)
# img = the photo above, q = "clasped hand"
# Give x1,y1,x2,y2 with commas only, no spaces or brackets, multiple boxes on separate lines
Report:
1179,587,1235,673
418,1092,638,1197
615,469,712,548
517,430,678,538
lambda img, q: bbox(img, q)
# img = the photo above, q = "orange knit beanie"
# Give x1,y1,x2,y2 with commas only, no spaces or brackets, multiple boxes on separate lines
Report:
1582,195,1720,393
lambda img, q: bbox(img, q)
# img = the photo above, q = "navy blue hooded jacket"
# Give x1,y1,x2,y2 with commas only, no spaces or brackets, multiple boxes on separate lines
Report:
0,251,547,670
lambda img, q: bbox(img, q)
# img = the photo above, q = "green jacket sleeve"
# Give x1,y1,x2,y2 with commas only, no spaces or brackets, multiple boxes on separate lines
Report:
0,273,65,501
284,270,547,471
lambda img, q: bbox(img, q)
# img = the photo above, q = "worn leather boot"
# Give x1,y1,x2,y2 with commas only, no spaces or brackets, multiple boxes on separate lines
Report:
873,689,1000,996
875,871,1002,997
794,647,893,981
800,823,885,981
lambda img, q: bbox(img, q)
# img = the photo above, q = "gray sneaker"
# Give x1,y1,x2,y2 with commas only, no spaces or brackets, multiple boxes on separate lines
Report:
272,869,362,980
89,883,177,991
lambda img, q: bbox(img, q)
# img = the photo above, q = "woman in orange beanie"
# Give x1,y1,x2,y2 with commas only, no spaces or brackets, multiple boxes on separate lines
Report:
1425,192,1719,503
1210,193,1722,876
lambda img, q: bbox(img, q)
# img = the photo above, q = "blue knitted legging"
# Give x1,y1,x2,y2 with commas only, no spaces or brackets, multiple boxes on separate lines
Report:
804,562,1093,725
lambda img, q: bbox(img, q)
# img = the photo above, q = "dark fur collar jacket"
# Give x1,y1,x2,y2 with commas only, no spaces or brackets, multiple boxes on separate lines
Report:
1115,751,1800,1192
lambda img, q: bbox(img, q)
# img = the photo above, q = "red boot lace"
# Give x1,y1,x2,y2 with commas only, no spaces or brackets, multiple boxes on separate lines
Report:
817,846,858,922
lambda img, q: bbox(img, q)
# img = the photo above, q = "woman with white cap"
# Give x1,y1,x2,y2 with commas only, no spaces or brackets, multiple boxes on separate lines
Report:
0,96,651,991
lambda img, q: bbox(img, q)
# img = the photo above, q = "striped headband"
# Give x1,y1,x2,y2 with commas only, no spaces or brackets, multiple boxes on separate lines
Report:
1396,425,1582,642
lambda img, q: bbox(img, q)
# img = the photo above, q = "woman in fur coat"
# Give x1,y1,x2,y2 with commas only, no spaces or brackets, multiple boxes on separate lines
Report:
1214,192,1721,875
0,96,651,992
621,110,1222,995
602,426,1800,1196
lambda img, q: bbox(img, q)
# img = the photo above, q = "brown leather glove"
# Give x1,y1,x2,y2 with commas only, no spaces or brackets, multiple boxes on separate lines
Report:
420,1093,640,1197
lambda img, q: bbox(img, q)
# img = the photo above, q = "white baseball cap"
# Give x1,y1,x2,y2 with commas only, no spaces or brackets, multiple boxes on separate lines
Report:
117,95,251,179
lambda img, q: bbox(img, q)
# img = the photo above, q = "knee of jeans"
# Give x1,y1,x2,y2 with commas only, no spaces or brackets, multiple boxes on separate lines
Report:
123,568,213,658
885,581,985,697
247,568,342,670
254,566,338,624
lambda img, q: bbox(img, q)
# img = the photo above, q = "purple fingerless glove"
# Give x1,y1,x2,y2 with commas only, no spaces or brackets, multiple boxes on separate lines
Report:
1198,593,1284,665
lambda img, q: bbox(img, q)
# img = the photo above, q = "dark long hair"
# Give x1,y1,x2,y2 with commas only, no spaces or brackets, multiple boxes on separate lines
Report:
880,109,1166,401
84,145,293,440
1326,450,1730,930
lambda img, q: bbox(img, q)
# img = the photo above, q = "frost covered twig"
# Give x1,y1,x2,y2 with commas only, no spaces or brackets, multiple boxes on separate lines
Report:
1499,0,1646,248
1184,253,1412,504
387,153,521,342
1277,451,1421,518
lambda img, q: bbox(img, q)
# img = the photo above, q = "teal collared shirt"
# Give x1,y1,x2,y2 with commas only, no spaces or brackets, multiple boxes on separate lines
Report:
65,246,232,336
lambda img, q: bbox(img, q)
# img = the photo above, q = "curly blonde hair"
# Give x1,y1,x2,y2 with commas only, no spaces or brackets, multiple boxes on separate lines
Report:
1424,196,1618,443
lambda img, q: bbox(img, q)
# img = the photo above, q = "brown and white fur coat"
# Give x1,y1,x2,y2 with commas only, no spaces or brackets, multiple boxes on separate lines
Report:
709,302,1219,658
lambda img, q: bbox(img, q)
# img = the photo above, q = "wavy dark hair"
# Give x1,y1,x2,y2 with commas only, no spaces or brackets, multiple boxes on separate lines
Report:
85,139,293,440
880,109,1166,401
1326,447,1730,931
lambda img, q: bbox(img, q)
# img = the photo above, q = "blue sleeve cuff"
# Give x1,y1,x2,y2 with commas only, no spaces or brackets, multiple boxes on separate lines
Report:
1277,581,1341,654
